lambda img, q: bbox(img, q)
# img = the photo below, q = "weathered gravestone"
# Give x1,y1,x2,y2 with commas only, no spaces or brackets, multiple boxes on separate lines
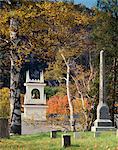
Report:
62,134,71,148
0,118,9,138
50,130,57,138
94,131,101,138
91,50,116,132
73,132,80,139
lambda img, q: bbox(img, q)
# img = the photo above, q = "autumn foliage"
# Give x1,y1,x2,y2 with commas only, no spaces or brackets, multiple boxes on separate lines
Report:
47,95,92,117
47,95,69,116
0,88,10,118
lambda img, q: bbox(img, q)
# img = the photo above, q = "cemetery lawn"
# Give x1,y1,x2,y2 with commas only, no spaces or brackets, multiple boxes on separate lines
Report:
0,132,117,150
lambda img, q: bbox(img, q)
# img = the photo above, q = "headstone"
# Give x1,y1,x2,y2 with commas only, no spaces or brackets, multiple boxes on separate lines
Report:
0,118,9,138
74,132,80,139
94,131,101,138
91,50,116,132
62,134,71,148
50,130,57,138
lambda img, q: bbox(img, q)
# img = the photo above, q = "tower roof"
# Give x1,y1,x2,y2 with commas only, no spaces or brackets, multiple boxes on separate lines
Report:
26,70,44,83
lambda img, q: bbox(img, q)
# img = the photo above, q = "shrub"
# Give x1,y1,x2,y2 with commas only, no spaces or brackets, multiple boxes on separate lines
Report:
44,86,59,99
0,88,10,118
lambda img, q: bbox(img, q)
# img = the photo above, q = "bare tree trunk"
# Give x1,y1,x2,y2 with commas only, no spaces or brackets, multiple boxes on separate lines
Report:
10,58,21,134
10,18,21,134
60,53,75,131
72,77,88,131
66,65,75,131
71,53,95,131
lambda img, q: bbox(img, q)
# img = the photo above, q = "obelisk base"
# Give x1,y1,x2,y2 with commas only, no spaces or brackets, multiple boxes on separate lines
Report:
91,103,116,132
91,119,116,132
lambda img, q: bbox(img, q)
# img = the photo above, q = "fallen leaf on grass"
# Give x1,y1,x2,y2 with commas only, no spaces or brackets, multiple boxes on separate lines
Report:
94,144,97,148
106,145,109,149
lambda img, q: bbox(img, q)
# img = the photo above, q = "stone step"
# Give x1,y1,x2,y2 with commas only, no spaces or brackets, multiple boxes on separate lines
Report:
91,126,116,132
94,121,112,127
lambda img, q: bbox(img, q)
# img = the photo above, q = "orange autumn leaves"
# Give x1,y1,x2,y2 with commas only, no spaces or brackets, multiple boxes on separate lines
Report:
47,95,69,115
47,95,92,116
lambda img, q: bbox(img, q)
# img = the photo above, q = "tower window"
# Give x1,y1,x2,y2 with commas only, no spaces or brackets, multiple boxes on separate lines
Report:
31,89,40,99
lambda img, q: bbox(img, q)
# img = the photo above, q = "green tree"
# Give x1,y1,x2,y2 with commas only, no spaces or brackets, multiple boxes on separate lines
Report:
44,86,59,99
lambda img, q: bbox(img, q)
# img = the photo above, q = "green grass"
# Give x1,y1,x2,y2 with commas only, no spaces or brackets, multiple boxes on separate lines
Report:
0,132,117,150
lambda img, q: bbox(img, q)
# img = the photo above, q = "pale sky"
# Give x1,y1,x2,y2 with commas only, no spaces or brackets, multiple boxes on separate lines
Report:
75,0,97,8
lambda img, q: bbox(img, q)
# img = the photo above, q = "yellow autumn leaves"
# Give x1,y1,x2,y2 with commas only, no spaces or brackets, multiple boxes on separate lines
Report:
0,88,10,118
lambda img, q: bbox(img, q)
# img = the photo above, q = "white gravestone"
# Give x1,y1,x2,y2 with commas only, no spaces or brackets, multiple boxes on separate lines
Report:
73,132,80,139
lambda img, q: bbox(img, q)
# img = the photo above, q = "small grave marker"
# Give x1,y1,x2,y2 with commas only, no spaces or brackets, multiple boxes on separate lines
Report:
50,130,57,138
94,131,101,138
62,134,71,148
0,118,9,138
74,132,80,139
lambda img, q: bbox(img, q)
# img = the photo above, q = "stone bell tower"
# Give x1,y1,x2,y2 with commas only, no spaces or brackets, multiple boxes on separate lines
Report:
24,70,47,121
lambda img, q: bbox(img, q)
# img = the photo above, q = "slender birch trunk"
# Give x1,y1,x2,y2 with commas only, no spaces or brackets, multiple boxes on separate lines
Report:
66,65,75,131
61,53,75,131
10,18,21,134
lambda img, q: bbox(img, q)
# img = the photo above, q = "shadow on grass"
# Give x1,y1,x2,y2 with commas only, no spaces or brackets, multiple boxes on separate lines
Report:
71,144,80,148
60,145,80,150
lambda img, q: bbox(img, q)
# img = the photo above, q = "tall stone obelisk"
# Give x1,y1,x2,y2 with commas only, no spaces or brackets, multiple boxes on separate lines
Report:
91,50,115,132
99,50,105,103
